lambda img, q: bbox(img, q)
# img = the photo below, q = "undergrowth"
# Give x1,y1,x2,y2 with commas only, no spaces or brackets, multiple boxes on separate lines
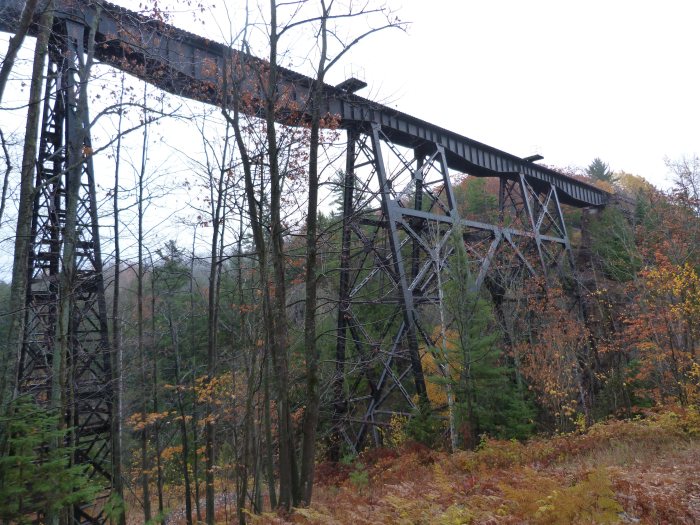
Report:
249,407,700,524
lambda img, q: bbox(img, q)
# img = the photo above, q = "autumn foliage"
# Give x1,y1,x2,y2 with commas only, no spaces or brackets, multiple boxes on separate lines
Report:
237,409,699,524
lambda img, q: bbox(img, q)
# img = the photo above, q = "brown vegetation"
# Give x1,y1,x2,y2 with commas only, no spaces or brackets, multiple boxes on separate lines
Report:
234,408,700,524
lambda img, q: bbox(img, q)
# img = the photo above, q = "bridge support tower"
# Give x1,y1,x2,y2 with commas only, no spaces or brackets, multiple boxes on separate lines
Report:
333,124,574,452
17,18,114,524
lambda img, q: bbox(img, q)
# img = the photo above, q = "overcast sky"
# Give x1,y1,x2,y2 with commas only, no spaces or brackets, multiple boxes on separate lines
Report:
98,0,700,189
5,0,699,189
317,0,700,188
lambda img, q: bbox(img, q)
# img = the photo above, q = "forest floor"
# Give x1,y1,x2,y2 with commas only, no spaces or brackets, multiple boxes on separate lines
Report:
153,408,700,524
248,408,700,524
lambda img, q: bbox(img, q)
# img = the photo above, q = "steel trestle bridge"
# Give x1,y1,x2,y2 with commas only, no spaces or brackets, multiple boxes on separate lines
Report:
0,0,609,522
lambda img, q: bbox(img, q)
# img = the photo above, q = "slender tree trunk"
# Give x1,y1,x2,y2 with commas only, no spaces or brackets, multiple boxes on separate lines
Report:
189,230,203,524
110,72,126,525
0,130,13,227
435,242,457,452
170,311,194,525
223,42,280,515
298,10,326,505
204,122,230,525
0,0,39,103
235,220,255,524
263,354,277,509
266,2,295,509
151,273,164,516
137,86,151,523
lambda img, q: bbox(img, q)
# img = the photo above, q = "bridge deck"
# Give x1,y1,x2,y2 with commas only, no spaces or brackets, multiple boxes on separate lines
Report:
0,0,609,207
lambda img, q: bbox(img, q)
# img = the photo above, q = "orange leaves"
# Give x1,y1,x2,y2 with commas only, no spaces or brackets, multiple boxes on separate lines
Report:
620,256,700,405
237,303,257,314
127,411,170,432
160,445,183,462
514,286,589,429
194,374,235,405
200,56,218,78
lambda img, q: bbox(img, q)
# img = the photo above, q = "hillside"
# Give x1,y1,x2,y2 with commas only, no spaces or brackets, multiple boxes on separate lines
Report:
243,409,699,524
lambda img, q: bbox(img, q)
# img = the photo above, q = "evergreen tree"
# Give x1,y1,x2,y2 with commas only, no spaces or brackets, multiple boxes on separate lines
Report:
444,228,534,447
0,397,99,522
586,158,616,184
588,207,641,281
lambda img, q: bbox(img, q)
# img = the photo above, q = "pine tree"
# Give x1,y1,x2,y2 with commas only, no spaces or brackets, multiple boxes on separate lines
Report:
444,228,534,447
0,397,99,522
586,158,616,184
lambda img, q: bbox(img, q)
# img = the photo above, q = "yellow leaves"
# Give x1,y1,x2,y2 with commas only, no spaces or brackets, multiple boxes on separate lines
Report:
421,328,461,409
643,260,700,319
385,414,409,449
160,445,183,462
127,411,170,431
502,467,622,525
194,374,235,404
628,258,700,404
435,504,474,524
292,506,339,523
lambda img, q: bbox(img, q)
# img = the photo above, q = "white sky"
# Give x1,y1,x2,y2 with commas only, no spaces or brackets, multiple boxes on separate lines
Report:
322,0,699,188
101,0,700,188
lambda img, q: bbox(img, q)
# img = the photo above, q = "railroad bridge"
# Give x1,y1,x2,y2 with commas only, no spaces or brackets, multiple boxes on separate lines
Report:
0,0,610,522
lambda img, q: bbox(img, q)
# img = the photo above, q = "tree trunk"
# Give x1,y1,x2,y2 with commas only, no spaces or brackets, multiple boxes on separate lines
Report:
110,72,126,525
204,121,230,525
170,312,194,525
0,0,39,103
298,6,328,505
266,2,295,509
151,274,164,516
137,85,151,523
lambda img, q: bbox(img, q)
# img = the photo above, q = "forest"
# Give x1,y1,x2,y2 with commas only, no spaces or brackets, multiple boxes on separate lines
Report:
1,1,700,524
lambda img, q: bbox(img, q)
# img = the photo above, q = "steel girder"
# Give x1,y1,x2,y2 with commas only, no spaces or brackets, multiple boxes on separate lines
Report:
333,124,574,452
17,19,113,525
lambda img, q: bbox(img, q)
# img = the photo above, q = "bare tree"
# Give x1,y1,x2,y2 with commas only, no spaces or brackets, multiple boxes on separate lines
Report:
0,0,40,103
297,0,404,504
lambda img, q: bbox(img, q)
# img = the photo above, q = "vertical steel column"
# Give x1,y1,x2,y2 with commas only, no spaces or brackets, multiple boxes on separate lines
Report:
370,123,427,401
18,18,113,525
19,25,65,406
331,128,357,458
411,149,425,281
549,183,576,272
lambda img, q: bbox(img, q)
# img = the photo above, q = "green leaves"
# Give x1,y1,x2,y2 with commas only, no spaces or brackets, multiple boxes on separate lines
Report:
589,207,641,281
0,397,100,522
586,157,617,184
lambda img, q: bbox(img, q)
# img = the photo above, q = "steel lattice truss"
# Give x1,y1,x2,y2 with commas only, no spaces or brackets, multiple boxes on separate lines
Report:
17,20,113,524
333,124,574,451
